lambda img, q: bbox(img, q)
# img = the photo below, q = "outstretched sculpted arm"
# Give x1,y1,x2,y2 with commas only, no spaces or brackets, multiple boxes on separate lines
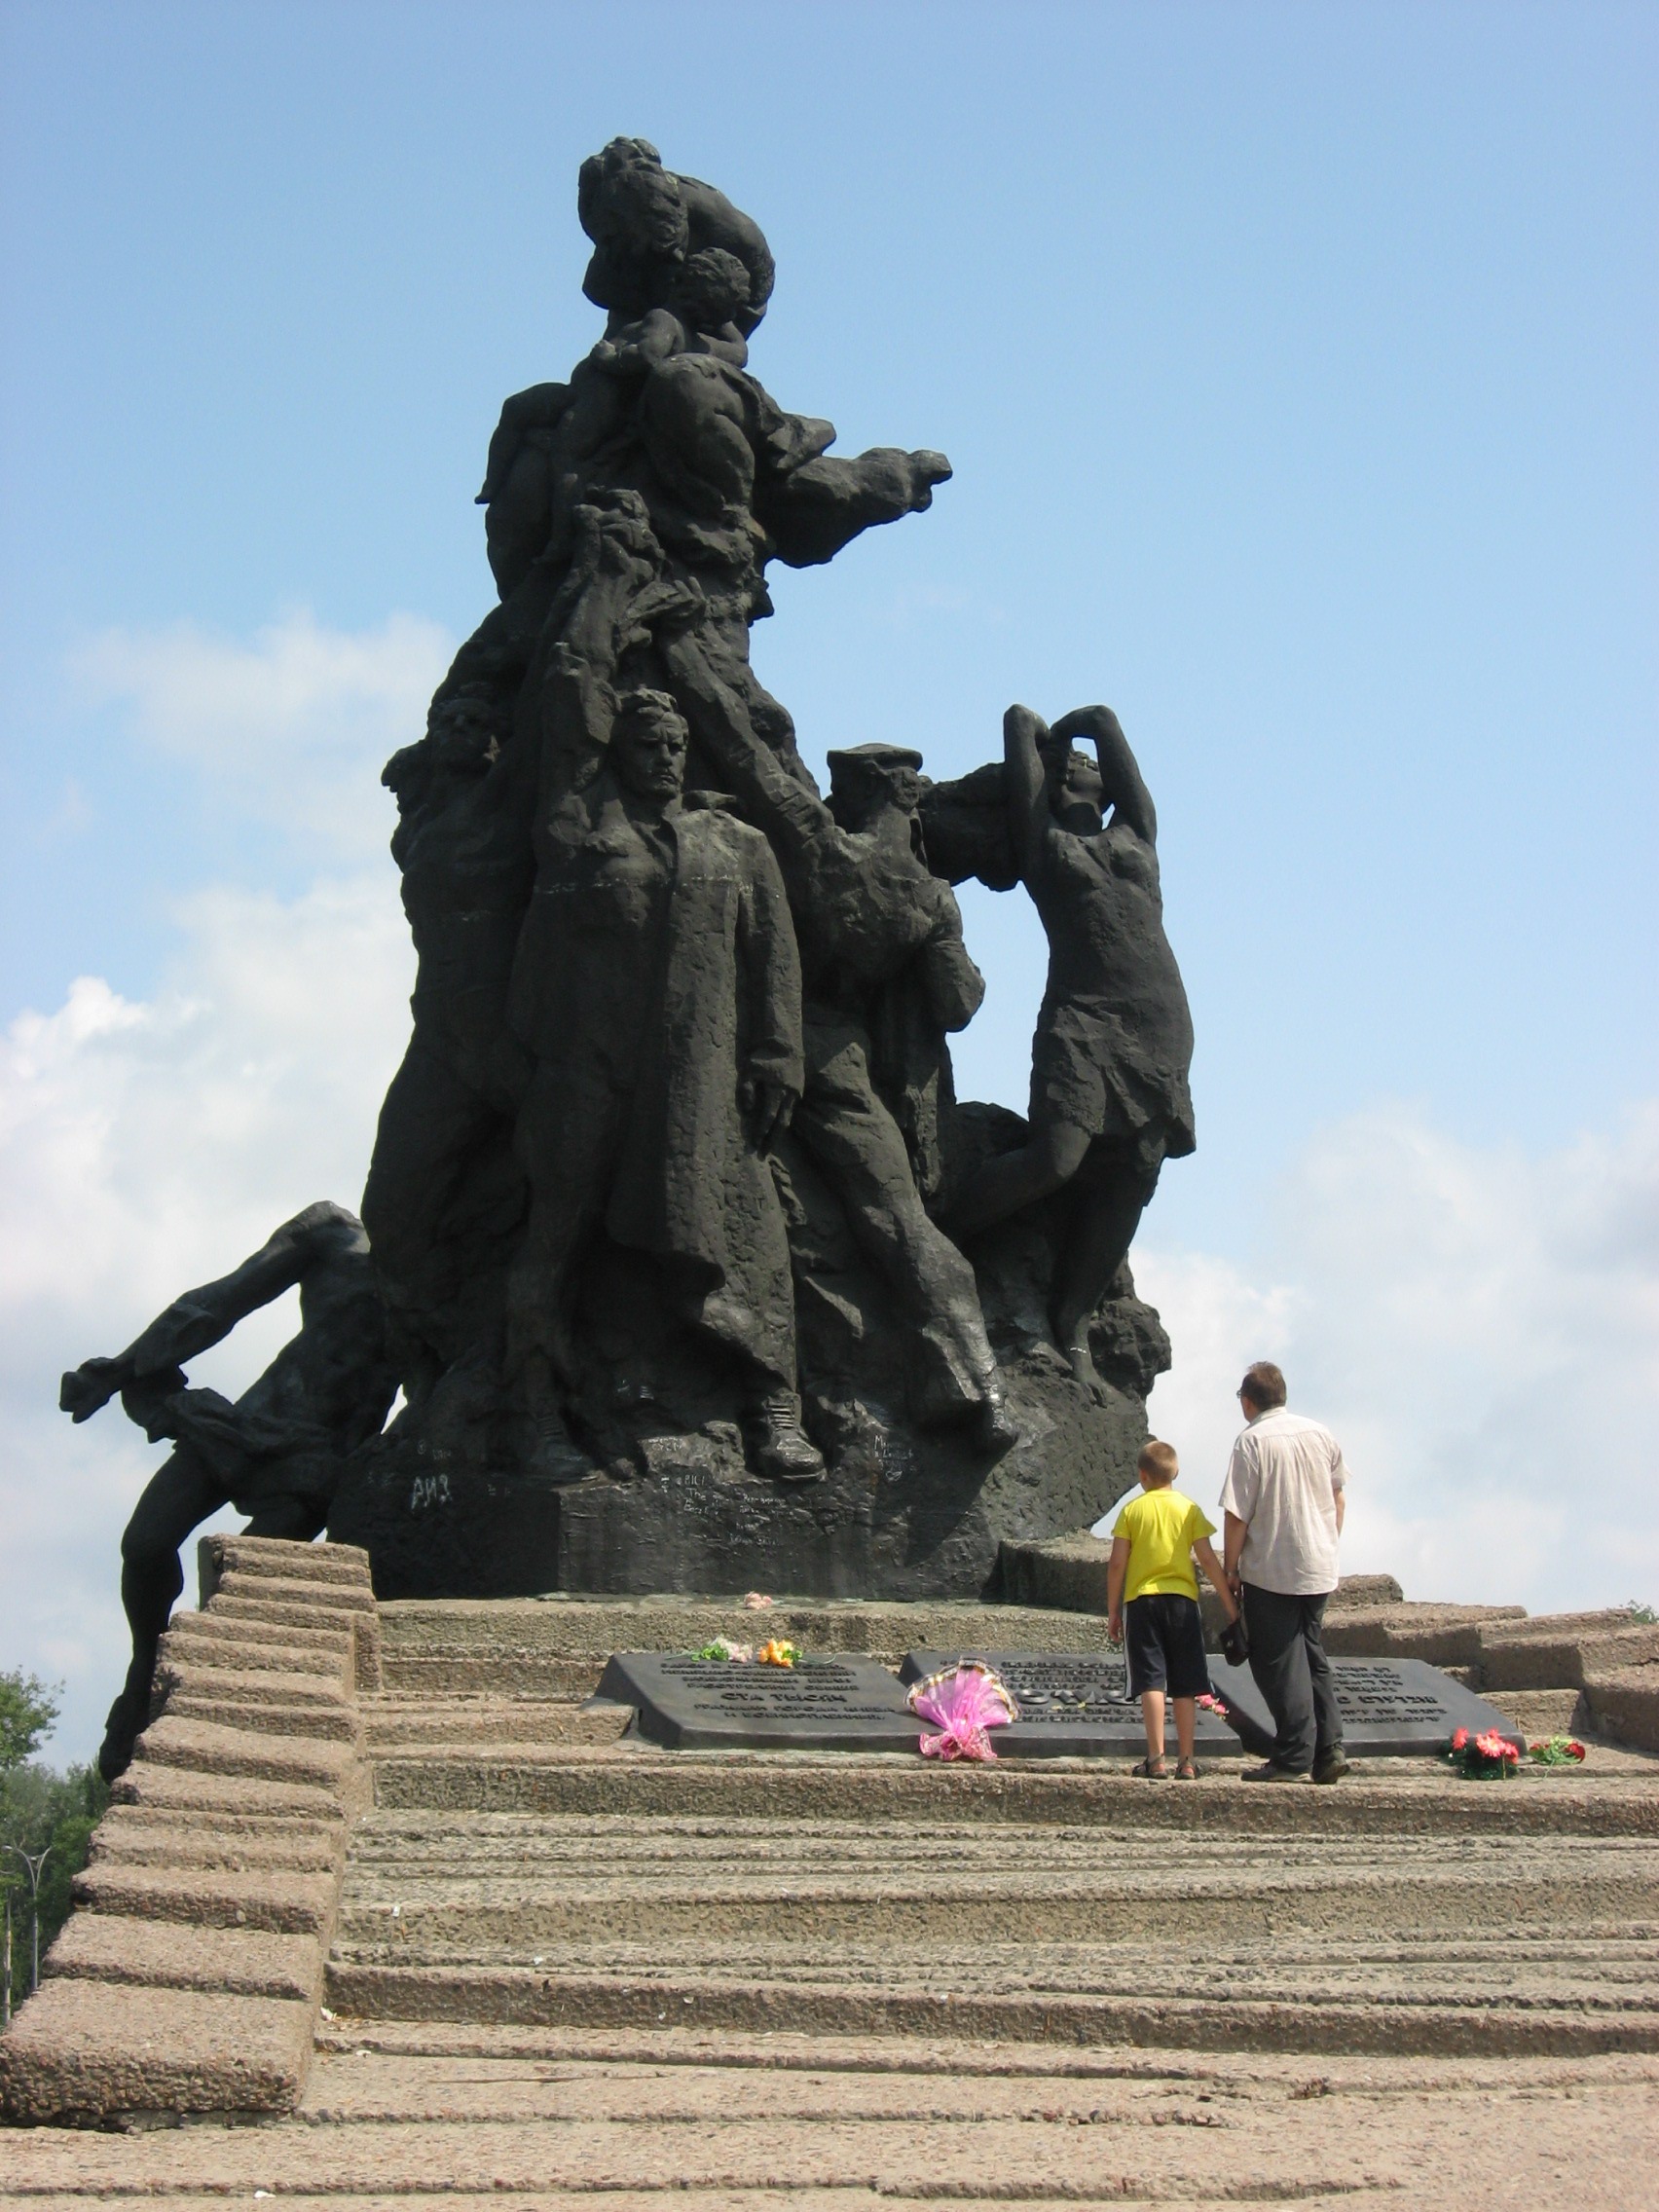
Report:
756,446,952,571
60,1201,364,1423
1050,705,1157,845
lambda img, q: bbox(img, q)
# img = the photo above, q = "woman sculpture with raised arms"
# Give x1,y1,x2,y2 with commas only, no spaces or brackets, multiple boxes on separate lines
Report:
949,704,1195,1396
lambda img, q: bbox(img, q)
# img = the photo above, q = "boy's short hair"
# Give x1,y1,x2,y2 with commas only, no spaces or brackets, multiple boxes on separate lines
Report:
1136,1439,1179,1486
1239,1360,1287,1411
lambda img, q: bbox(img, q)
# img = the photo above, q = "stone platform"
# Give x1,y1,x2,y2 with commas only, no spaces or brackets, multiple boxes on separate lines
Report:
5,1541,1659,2206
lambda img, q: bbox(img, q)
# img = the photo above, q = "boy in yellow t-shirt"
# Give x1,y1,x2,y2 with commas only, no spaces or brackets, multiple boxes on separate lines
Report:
1107,1440,1238,1780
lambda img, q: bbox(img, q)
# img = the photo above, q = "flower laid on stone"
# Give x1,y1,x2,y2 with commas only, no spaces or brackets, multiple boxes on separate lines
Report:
907,1660,1019,1762
694,1637,753,1662
756,1639,799,1667
1445,1724,1521,1779
742,1592,774,1611
1528,1735,1588,1765
1196,1692,1225,1712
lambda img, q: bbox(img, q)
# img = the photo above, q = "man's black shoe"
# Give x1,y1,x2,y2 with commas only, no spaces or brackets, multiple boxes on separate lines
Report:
1312,1752,1352,1786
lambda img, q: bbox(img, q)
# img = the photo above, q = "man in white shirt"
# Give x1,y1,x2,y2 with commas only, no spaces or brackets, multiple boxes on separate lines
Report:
1219,1361,1351,1784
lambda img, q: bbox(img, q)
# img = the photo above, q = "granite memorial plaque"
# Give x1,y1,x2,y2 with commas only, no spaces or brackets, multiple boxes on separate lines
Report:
898,1649,1238,1758
1206,1655,1526,1759
594,1652,922,1751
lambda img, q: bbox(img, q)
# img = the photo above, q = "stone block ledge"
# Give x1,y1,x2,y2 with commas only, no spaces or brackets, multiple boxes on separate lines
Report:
0,1535,376,2129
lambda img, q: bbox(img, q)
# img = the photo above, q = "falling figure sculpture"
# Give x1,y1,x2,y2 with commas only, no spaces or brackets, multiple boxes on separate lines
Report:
59,1203,397,1779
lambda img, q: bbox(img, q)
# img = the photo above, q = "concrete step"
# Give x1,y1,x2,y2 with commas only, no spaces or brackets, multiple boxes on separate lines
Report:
314,1804,1659,2060
161,1691,364,1745
201,1532,373,1593
0,1976,314,2125
89,1815,344,1874
162,1613,353,1676
204,1592,376,1640
73,1859,341,1936
331,1813,1658,1949
1480,1622,1659,1689
1585,1664,1659,1754
9,2026,1659,2201
133,1712,361,1796
323,1956,1658,2059
380,1651,609,1697
369,1747,1659,1835
111,1752,349,1824
1321,1604,1530,1666
211,1569,377,1616
44,1910,324,2002
154,1657,353,1711
1485,1687,1587,1737
360,1697,630,1751
375,1595,1122,1669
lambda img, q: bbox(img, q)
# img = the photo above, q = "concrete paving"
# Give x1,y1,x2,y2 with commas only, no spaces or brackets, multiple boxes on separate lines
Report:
6,1547,1659,2207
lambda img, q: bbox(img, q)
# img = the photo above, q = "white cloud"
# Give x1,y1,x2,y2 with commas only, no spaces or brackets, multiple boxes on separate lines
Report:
0,878,417,1765
3,611,435,1763
76,609,454,860
1128,1100,1659,1614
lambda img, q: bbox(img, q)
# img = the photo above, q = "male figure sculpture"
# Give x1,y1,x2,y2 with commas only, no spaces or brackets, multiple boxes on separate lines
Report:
663,627,1015,1447
506,682,821,1485
60,1202,398,1780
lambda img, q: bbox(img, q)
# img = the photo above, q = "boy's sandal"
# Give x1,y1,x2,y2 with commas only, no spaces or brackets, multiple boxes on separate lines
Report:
1175,1757,1200,1781
1130,1756,1168,1779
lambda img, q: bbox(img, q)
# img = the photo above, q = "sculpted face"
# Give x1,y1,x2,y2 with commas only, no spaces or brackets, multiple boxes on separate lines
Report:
1047,746,1104,833
830,760,921,834
612,705,688,804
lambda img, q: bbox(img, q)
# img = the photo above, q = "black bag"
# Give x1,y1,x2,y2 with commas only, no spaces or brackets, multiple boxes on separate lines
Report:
1220,1616,1249,1669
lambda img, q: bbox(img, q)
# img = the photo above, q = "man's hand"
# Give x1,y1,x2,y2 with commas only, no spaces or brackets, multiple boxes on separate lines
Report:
1107,1610,1123,1646
742,1077,798,1155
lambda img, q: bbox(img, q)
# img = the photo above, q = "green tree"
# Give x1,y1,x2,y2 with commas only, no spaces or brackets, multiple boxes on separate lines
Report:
1,1671,109,2014
0,1671,58,1773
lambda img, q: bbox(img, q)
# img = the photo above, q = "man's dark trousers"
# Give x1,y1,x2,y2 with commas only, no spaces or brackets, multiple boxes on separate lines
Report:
1240,1583,1344,1774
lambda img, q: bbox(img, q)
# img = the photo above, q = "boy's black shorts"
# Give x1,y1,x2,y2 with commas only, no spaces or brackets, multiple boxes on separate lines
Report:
1124,1593,1211,1699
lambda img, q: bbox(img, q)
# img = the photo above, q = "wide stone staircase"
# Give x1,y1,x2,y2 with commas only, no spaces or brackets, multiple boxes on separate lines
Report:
4,1541,1658,2207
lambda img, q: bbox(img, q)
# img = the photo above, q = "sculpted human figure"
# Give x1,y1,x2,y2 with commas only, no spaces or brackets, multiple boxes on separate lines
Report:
361,493,667,1375
948,705,1195,1395
505,680,822,1486
473,139,949,729
58,1202,398,1781
663,629,1015,1448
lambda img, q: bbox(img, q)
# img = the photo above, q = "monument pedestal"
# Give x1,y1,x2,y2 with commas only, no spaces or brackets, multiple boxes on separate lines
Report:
329,1355,1149,1601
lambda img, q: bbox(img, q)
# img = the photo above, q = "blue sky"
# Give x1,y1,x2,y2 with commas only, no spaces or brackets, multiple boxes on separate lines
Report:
2,2,1655,1757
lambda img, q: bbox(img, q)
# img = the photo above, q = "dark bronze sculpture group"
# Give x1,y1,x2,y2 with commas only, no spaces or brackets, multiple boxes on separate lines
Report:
62,141,1196,1780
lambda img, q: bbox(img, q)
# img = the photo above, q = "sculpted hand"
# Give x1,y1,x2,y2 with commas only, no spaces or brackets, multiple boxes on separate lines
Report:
59,1357,126,1423
742,1078,799,1155
120,1371,189,1445
906,450,952,511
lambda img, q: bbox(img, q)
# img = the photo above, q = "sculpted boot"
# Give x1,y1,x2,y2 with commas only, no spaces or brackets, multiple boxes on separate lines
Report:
745,1390,826,1484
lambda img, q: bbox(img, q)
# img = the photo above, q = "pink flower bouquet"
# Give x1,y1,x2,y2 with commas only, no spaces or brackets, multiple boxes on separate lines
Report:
906,1661,1019,1762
